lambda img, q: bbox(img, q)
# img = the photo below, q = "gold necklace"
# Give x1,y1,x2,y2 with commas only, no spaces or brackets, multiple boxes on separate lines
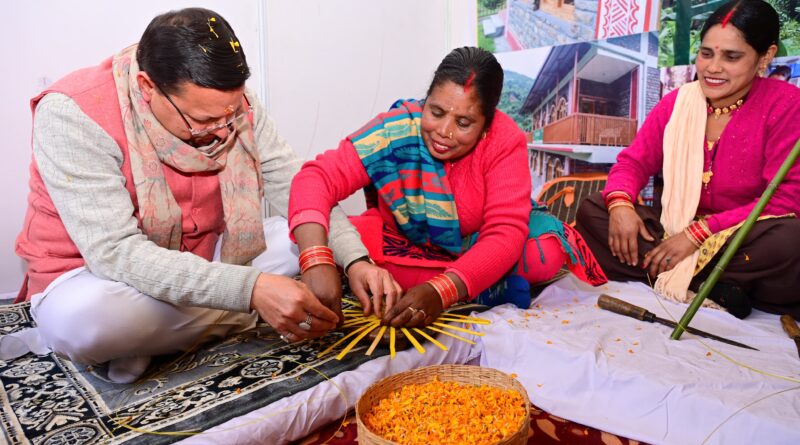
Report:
706,98,744,120
702,139,719,188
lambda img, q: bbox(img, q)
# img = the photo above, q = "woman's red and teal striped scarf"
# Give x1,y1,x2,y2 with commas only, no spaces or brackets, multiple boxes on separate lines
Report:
349,99,463,254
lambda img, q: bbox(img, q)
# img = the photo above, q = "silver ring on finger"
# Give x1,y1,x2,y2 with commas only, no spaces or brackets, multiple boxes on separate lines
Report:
298,312,312,331
280,332,294,343
407,306,418,315
418,309,427,319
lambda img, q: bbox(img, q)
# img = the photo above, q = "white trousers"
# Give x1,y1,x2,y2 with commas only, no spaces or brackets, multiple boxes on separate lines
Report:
1,217,298,376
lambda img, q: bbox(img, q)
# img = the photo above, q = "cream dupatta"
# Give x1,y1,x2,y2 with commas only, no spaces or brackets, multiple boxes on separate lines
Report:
654,81,706,302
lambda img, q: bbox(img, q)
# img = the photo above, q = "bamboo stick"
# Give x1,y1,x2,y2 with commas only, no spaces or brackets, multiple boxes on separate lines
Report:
671,137,800,339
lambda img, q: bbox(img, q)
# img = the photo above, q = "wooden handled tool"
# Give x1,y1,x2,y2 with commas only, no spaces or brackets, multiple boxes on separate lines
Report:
598,295,758,351
780,314,800,360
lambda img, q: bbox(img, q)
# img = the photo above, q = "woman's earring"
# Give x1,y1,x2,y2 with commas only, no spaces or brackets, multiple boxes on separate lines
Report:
758,65,767,77
482,131,487,140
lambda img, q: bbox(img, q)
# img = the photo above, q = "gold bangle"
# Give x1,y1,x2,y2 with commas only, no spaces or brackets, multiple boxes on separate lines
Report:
607,201,635,212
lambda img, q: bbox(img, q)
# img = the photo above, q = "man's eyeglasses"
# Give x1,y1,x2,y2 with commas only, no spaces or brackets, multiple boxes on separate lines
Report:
157,85,252,138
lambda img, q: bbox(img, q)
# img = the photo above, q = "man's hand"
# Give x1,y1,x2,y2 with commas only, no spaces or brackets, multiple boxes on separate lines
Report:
347,261,403,317
382,283,443,328
608,206,654,267
300,264,344,327
250,273,339,342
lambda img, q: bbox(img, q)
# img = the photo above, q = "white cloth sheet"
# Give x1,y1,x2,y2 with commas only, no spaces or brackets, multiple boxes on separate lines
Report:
178,328,479,445
479,274,800,445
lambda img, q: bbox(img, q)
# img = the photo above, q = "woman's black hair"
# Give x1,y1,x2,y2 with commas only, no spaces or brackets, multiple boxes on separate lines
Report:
426,46,504,127
700,0,780,54
137,8,250,94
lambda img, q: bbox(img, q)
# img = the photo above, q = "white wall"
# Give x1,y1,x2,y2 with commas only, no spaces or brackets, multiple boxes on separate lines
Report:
0,1,475,295
262,0,475,213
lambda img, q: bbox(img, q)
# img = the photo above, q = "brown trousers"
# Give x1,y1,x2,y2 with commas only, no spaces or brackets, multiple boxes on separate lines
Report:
575,193,800,318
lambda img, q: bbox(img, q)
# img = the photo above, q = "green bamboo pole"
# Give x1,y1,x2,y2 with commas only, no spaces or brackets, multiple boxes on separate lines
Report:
671,137,800,340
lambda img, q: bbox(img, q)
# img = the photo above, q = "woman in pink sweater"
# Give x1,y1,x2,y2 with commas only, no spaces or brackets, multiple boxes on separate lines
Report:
289,47,605,328
576,0,800,318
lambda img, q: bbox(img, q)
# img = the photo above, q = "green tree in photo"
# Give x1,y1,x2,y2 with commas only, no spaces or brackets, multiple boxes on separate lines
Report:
499,71,535,132
478,22,497,52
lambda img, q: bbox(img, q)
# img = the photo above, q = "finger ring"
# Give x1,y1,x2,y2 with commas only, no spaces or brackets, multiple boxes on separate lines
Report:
418,309,427,319
664,257,672,264
298,312,312,331
407,307,418,314
279,333,290,342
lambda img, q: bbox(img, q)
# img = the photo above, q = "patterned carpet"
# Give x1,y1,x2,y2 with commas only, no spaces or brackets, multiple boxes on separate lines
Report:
0,301,389,445
298,408,647,445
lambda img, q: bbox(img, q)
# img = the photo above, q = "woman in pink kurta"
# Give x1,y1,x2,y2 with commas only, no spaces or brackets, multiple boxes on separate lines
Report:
290,47,605,328
576,0,800,318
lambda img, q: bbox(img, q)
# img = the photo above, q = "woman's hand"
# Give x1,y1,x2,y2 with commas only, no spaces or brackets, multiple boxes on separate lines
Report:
300,264,344,327
347,261,403,317
642,231,698,278
608,206,655,267
382,283,443,328
250,273,339,343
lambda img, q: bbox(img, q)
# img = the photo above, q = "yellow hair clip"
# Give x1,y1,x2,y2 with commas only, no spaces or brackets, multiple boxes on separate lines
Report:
229,38,240,53
207,17,219,38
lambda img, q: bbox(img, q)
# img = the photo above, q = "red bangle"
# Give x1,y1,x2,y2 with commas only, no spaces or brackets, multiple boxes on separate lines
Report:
427,274,458,308
299,246,335,273
683,221,711,248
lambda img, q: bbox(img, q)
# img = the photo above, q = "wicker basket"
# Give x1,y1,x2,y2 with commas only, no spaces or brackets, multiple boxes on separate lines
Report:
356,364,530,445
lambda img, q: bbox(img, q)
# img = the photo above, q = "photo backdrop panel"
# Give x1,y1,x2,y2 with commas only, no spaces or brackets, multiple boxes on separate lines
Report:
479,0,601,52
596,0,661,40
659,0,800,68
494,32,659,203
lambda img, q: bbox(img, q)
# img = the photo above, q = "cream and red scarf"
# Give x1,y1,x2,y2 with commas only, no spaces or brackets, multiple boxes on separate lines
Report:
111,45,265,265
655,81,706,302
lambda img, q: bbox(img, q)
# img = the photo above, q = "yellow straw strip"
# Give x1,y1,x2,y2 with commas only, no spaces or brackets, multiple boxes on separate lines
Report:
341,318,376,328
400,327,426,354
432,322,485,337
366,325,387,356
438,316,490,325
412,328,449,351
336,321,380,360
318,323,375,357
425,326,476,345
390,327,396,358
440,312,488,321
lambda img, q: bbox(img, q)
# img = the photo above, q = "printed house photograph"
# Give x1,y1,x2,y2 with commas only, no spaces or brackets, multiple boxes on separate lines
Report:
496,32,659,200
479,0,601,52
479,0,660,52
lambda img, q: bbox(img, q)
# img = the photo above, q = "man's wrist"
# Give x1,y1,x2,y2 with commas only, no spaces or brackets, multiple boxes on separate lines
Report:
344,255,374,277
